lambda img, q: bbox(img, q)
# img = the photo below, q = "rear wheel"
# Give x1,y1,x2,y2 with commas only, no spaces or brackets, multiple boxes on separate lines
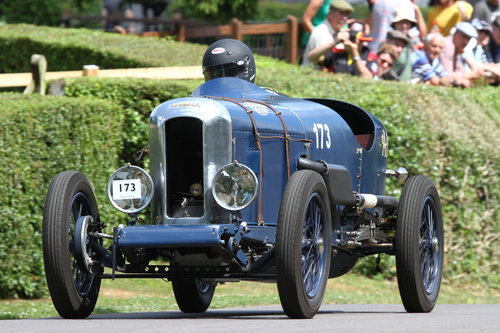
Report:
276,170,332,319
42,171,101,319
396,175,443,313
172,278,215,313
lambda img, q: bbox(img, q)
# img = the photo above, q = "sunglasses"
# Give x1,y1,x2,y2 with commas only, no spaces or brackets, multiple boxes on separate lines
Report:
379,58,393,67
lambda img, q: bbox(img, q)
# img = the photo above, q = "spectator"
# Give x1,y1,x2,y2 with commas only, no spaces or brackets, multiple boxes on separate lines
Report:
301,0,332,47
464,18,500,81
364,0,375,35
391,8,418,36
102,0,136,34
374,44,400,80
472,0,499,22
485,14,500,64
302,0,354,68
428,0,473,36
412,32,451,85
367,0,375,11
390,10,420,81
385,29,412,81
467,19,493,66
322,22,378,77
367,0,414,53
142,0,169,32
327,33,398,80
440,21,478,87
392,4,427,41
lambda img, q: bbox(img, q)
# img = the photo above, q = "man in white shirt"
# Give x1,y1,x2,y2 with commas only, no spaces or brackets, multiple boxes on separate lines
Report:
301,0,354,68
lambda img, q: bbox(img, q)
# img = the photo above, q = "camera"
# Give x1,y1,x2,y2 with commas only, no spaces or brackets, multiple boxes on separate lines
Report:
348,22,373,43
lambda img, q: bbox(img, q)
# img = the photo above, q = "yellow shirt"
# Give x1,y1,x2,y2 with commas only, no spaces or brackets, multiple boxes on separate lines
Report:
427,2,473,36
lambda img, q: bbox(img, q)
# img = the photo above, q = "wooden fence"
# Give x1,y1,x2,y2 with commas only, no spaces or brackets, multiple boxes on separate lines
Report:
0,54,202,93
61,13,299,65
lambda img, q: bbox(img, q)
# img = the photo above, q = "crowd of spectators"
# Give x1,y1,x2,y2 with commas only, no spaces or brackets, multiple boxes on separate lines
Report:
101,0,170,34
301,0,500,87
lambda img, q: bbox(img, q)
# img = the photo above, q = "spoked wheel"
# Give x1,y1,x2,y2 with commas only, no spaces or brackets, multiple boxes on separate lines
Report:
172,278,216,313
396,175,443,313
42,171,102,319
276,170,332,319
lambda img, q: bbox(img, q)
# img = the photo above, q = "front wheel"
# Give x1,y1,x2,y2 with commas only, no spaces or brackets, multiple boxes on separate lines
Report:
42,171,101,319
396,175,443,313
172,279,216,313
276,170,332,319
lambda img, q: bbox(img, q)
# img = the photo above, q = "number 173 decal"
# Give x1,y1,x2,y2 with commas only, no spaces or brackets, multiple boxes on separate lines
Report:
313,123,331,149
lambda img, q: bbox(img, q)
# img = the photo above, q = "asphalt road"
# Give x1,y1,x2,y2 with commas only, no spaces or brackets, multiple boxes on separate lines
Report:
1,304,498,333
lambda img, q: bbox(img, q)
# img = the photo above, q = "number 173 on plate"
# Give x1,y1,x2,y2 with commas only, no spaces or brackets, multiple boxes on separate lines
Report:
112,179,142,200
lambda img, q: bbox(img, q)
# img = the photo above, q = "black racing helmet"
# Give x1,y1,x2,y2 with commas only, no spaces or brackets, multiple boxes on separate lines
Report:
202,39,256,83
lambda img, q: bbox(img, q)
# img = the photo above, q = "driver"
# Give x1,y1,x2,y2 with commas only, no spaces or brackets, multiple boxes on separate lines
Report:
202,38,256,83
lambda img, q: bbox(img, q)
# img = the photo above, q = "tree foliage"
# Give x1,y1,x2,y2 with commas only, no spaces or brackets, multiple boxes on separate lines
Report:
0,0,259,26
0,0,101,26
170,0,258,23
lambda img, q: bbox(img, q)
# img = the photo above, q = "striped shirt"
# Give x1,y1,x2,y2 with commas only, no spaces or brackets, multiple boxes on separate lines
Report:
412,49,448,82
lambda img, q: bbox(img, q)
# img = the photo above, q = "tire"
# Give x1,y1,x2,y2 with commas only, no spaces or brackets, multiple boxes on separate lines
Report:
396,175,443,313
42,171,101,319
172,279,215,313
276,170,332,319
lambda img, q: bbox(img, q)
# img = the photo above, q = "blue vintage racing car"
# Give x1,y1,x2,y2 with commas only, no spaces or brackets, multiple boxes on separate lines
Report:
42,76,444,319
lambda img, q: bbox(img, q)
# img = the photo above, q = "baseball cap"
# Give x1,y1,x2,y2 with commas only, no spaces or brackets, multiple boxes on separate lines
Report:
455,22,478,39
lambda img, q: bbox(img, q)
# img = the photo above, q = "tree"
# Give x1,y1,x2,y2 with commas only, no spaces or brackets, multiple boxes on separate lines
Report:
169,0,258,23
0,0,101,26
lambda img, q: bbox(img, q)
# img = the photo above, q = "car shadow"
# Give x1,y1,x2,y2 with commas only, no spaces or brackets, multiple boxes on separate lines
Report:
42,305,405,320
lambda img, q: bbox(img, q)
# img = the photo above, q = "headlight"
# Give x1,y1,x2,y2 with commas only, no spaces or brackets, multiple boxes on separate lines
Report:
107,165,154,214
212,162,258,211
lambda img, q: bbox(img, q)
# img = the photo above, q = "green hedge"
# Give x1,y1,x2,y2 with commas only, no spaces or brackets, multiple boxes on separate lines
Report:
64,77,202,165
257,57,499,288
0,78,202,299
63,68,500,291
0,24,205,73
0,24,498,298
0,93,123,298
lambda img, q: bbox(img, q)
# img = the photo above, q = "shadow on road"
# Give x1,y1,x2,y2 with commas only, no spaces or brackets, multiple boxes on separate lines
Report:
42,305,404,320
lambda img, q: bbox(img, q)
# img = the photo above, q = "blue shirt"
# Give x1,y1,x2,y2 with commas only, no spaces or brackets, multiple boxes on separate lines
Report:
412,49,448,82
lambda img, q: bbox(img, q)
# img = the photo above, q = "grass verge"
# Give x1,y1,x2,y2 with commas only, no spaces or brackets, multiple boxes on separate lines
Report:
1,273,498,320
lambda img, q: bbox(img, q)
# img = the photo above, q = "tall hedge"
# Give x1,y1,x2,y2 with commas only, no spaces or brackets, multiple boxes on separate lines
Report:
0,93,123,298
0,24,204,73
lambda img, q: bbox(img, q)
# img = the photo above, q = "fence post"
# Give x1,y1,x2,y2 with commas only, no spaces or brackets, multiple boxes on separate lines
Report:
286,15,298,65
173,13,185,42
231,18,242,41
176,23,185,42
83,65,100,77
23,54,47,95
61,10,71,28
